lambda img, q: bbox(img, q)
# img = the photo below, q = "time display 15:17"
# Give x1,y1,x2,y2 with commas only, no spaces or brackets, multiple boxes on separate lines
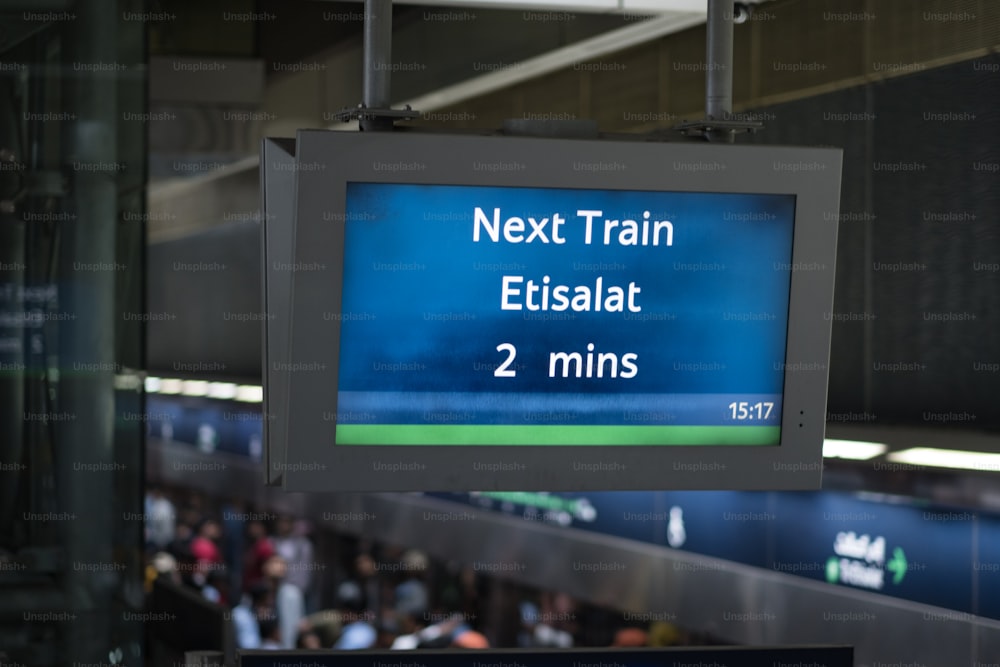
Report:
728,401,775,421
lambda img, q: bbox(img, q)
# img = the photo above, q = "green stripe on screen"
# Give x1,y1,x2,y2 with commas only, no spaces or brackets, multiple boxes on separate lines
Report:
336,424,779,446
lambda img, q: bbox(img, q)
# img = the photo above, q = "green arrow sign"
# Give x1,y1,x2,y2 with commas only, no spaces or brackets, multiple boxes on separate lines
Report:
886,547,908,584
825,556,840,584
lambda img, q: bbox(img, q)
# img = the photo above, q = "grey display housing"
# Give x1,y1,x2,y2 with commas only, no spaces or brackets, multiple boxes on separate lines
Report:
260,137,296,486
261,131,842,492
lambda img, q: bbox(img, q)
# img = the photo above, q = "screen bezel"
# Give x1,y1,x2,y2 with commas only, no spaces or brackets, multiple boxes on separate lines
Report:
275,130,841,492
238,645,855,667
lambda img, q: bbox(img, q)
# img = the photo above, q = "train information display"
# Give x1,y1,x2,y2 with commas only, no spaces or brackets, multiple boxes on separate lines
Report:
263,131,842,491
337,184,794,447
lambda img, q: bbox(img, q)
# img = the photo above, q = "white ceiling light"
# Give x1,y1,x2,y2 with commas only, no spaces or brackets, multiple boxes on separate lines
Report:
181,380,209,397
823,439,888,461
207,382,239,400
158,378,183,395
235,385,264,403
887,447,1000,473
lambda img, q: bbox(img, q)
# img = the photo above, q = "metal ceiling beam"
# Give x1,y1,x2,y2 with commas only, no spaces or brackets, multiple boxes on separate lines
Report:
339,0,706,12
148,9,706,233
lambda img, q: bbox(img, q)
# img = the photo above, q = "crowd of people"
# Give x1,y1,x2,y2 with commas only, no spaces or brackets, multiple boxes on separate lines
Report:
143,486,497,650
143,486,691,652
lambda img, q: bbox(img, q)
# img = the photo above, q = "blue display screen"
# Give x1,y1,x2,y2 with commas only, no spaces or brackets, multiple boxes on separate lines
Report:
336,183,795,446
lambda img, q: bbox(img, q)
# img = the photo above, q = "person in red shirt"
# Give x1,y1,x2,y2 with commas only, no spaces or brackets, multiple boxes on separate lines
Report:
190,518,223,564
243,520,276,591
189,518,224,589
